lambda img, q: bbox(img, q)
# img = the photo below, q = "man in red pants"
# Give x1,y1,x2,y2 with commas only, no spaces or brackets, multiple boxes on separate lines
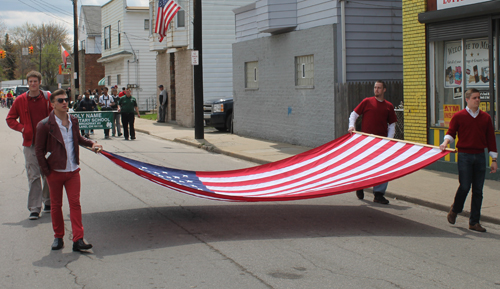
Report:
35,89,102,251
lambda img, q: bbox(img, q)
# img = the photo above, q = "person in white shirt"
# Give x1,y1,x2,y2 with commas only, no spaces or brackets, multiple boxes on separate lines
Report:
99,87,115,139
35,89,102,251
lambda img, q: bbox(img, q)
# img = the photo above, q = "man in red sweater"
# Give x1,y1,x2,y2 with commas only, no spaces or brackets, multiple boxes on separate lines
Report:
440,88,497,232
6,71,52,220
348,80,398,204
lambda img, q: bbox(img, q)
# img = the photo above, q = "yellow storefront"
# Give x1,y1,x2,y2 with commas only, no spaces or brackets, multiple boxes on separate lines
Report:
403,0,499,180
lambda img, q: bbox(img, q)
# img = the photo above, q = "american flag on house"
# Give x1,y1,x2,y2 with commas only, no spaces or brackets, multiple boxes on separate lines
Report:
101,133,451,202
155,0,181,42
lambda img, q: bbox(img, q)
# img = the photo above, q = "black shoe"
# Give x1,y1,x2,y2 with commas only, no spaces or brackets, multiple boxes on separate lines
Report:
131,136,136,140
43,204,51,213
373,192,389,205
124,138,129,140
51,238,64,250
73,239,93,252
356,189,364,200
118,133,123,136
29,212,39,220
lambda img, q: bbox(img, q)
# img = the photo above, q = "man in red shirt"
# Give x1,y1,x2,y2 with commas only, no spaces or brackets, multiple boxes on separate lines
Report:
440,88,497,232
348,80,398,204
118,87,126,97
6,71,52,220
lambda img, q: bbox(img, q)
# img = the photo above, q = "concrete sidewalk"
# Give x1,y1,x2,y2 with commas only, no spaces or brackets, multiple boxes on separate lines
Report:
134,118,500,225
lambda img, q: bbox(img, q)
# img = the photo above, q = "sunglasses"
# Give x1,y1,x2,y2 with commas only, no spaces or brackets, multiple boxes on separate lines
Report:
56,98,70,103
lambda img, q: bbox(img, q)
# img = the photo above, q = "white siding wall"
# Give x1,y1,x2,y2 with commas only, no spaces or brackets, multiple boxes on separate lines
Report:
202,0,255,100
101,0,125,58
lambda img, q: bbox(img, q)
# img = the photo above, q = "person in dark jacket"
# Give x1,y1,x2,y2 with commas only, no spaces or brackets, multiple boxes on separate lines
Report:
35,89,102,251
77,90,97,138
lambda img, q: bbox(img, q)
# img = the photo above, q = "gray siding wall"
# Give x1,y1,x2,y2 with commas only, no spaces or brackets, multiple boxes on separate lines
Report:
232,24,337,147
343,0,403,82
256,0,297,33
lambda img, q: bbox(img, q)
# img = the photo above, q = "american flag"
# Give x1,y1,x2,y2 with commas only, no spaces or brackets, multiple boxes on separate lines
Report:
155,0,181,43
101,133,450,202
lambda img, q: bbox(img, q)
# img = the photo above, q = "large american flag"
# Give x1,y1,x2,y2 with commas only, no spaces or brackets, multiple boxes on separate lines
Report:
101,133,450,202
155,0,181,42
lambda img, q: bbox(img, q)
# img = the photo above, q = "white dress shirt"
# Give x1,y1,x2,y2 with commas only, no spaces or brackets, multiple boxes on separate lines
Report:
53,115,79,172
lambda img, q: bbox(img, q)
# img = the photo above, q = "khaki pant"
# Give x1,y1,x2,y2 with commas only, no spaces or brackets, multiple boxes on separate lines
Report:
23,145,50,213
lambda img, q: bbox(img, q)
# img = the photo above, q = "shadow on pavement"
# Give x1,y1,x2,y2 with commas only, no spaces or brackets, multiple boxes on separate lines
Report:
69,203,483,258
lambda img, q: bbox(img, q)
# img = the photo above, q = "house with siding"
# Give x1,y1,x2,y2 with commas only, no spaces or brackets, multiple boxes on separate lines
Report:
77,5,105,94
232,0,403,147
97,0,156,111
149,0,255,127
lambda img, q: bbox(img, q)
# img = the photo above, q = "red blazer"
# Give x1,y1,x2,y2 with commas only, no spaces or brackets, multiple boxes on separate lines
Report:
35,111,94,176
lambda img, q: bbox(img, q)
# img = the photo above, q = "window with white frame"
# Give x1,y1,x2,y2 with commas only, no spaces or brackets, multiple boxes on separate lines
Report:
296,55,314,87
117,21,121,46
177,10,185,28
245,61,258,89
104,25,111,50
107,76,111,86
117,74,121,85
144,19,150,30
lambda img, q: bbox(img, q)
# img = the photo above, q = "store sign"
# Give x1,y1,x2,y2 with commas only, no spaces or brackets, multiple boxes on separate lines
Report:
70,111,114,130
443,105,461,126
444,41,462,88
465,39,490,88
438,0,492,10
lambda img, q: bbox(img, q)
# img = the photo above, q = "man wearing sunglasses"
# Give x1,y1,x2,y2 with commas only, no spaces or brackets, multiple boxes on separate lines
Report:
6,70,52,220
35,89,102,251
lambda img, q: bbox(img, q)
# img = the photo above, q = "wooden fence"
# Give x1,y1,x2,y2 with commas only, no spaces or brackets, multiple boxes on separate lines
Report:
334,81,404,139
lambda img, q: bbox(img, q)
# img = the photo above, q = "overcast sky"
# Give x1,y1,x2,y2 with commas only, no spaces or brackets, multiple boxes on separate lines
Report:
0,0,148,39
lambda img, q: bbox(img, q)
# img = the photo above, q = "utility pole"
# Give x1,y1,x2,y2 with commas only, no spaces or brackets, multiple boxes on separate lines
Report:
193,0,204,140
73,0,80,98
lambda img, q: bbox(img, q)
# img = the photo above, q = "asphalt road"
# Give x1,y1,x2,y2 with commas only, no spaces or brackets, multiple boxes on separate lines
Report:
1,108,500,289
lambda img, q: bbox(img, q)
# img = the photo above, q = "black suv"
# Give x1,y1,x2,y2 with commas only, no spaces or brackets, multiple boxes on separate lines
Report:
204,98,233,132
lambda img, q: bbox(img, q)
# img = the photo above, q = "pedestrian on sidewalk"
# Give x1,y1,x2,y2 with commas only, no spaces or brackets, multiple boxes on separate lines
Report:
348,80,398,205
440,88,497,233
6,70,52,220
118,89,140,140
98,87,115,139
110,87,122,137
35,89,102,251
158,84,168,123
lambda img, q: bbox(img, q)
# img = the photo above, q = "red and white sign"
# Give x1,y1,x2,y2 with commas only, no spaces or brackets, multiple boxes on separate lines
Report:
191,50,199,65
438,0,492,10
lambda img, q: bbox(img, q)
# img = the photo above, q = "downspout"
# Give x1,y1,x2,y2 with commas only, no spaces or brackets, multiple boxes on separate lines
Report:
341,0,346,83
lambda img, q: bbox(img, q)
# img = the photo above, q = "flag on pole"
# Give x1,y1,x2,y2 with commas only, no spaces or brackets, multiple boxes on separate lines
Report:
61,45,70,68
100,133,451,202
155,0,181,43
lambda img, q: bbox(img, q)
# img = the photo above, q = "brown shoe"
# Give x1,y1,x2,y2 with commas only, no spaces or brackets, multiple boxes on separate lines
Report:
469,223,486,233
447,206,457,224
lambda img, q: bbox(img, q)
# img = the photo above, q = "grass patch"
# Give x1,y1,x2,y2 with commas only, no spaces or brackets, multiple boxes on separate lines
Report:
141,113,157,120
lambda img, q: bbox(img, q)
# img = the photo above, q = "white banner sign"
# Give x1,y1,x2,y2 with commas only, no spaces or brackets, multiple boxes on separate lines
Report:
438,0,492,10
444,41,462,88
464,38,490,88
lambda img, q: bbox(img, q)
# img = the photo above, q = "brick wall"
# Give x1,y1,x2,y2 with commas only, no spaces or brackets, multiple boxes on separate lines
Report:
232,24,336,147
402,0,427,143
174,49,194,127
84,54,105,92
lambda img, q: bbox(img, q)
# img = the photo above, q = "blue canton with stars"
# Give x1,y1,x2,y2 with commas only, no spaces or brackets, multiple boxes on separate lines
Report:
107,152,213,193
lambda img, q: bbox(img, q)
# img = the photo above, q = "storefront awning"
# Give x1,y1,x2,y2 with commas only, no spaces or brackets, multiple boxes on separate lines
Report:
98,77,106,86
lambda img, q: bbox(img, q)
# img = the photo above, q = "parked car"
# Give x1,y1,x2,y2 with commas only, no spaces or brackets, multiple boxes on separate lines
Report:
204,97,233,132
14,85,29,96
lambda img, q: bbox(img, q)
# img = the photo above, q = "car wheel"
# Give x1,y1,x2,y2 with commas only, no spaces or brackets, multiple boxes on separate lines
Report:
226,113,232,133
215,127,226,132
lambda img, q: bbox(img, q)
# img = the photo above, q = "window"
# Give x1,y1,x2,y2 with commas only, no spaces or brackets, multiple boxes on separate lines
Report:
431,38,496,128
107,76,111,86
245,61,258,89
104,25,111,50
117,74,121,85
81,40,85,50
177,10,185,28
144,19,150,30
295,55,314,87
117,21,121,46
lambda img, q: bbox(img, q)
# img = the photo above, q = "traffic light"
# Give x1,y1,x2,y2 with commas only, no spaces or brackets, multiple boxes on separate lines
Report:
0,50,5,59
29,46,33,54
